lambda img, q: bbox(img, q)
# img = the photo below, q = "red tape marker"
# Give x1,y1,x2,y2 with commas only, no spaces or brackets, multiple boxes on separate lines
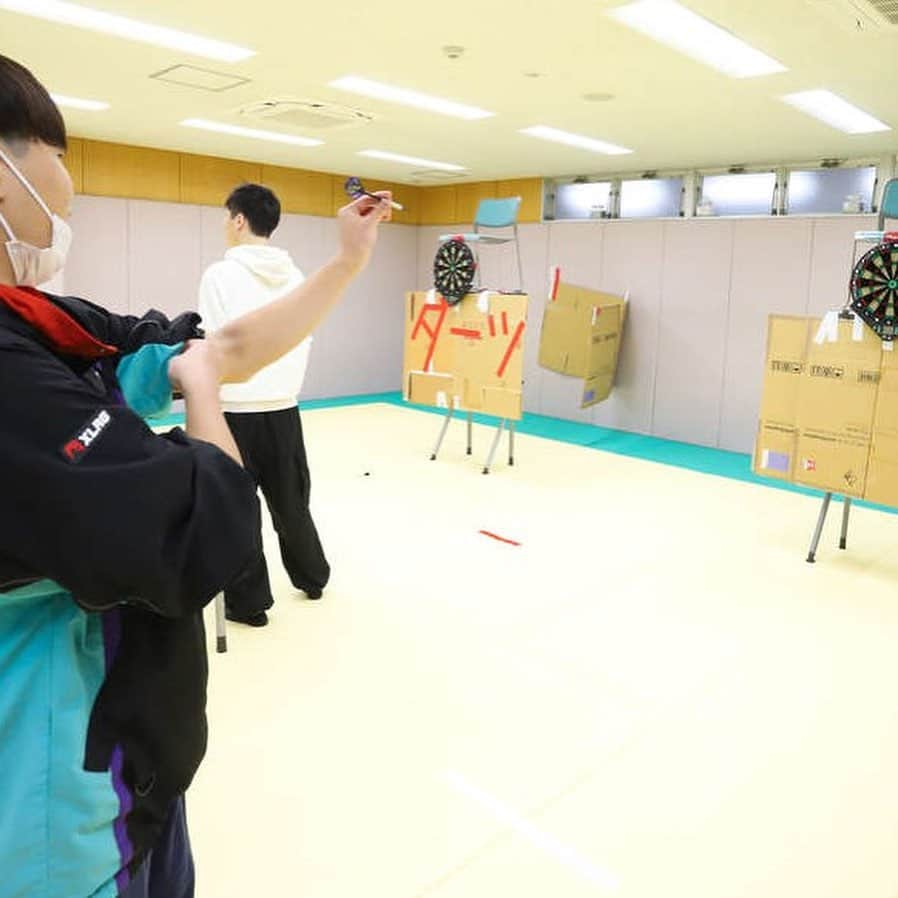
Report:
479,530,521,547
496,321,526,378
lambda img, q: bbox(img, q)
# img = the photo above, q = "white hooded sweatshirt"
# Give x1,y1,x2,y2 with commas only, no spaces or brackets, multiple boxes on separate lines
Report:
198,244,312,413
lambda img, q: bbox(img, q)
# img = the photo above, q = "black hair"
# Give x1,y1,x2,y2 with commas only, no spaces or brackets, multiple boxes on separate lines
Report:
0,55,67,150
225,183,281,237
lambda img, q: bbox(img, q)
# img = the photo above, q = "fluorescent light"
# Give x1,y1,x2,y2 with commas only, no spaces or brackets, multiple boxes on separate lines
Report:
608,0,787,78
181,119,322,147
520,126,633,155
0,0,254,62
782,90,891,134
51,93,109,111
330,76,493,120
357,150,466,171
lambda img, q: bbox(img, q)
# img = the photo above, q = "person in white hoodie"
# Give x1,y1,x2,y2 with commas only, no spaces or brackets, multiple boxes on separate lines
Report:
198,184,329,627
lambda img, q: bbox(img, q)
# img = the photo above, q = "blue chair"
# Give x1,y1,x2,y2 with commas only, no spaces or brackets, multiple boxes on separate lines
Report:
440,196,524,292
878,177,898,231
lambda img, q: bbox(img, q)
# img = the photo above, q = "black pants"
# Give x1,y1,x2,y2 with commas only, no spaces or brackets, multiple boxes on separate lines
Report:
223,407,330,617
120,797,194,898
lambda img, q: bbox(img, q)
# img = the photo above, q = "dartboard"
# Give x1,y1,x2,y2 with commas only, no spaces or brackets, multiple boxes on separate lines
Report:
851,242,898,341
433,239,476,305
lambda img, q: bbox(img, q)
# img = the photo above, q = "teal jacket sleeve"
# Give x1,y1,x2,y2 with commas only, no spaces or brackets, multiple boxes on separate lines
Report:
116,342,184,419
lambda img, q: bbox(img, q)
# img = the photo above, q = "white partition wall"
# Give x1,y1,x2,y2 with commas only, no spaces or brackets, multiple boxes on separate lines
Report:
718,219,814,453
64,194,417,401
597,221,665,435
128,200,203,320
62,193,875,453
653,220,733,447
66,196,130,315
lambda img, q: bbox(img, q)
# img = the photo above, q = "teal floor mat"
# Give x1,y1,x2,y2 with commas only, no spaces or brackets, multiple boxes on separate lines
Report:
152,390,894,514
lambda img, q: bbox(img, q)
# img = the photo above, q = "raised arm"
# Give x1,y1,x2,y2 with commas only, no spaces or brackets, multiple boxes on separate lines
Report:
209,193,391,384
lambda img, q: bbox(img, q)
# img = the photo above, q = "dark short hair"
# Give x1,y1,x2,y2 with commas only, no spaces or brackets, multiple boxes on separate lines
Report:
0,55,67,150
225,183,281,237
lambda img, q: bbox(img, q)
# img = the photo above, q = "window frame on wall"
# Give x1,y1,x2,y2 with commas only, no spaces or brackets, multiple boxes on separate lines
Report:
544,176,616,221
695,165,780,218
779,158,879,217
544,170,688,221
542,154,897,222
619,173,686,220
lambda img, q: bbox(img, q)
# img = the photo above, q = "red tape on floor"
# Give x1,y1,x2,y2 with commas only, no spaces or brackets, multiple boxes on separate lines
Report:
479,530,522,547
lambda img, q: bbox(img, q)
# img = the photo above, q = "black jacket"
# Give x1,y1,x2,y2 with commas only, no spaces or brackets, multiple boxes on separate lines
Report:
0,291,259,876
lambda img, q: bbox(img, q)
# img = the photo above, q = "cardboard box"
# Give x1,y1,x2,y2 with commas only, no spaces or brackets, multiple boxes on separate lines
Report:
754,313,888,500
402,291,528,420
864,352,898,504
538,281,627,408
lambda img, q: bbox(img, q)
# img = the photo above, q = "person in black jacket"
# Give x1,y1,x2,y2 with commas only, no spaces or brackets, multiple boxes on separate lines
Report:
0,54,391,898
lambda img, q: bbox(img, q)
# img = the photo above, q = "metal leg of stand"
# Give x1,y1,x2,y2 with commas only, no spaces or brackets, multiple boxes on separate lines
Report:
807,492,833,564
430,406,455,461
840,497,852,550
513,224,524,293
466,413,473,456
508,421,516,466
483,419,507,475
214,593,227,653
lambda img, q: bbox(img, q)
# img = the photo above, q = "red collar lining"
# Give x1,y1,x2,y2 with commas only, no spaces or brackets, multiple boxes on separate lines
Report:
0,285,117,359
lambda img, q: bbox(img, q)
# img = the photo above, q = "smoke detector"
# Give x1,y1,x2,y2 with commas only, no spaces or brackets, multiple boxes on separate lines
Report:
239,99,375,131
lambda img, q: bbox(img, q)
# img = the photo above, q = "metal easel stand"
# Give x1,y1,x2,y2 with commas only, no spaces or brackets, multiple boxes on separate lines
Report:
429,409,516,473
806,492,852,563
214,593,227,653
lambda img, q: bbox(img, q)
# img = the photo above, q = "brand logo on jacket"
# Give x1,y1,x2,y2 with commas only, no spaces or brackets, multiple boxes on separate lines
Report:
61,410,112,463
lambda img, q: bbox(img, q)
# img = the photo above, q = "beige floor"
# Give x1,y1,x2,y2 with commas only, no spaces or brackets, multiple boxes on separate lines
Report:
189,403,898,898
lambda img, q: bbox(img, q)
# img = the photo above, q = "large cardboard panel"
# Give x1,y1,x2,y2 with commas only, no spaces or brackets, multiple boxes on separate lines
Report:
753,422,797,481
402,291,527,419
538,281,626,408
759,316,812,427
755,313,883,501
796,319,881,439
793,431,869,497
864,456,898,507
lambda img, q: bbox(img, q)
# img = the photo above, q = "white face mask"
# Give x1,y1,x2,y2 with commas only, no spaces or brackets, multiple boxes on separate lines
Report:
0,146,72,287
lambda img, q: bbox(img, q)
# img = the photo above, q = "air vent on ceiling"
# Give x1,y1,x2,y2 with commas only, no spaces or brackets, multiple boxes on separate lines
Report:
809,0,898,30
239,99,375,131
151,65,250,92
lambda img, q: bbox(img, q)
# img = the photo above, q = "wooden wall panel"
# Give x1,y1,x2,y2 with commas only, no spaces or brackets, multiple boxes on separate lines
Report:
179,154,262,207
455,181,498,225
497,178,543,223
418,185,457,225
261,165,332,217
83,141,180,202
64,137,83,194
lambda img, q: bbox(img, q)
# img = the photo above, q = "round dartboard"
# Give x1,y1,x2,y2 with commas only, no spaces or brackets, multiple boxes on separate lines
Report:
433,239,476,305
850,242,898,341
